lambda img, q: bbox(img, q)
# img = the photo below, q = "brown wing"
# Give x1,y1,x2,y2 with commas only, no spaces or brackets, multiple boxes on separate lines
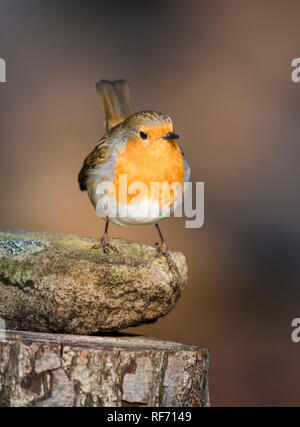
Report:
78,79,131,191
78,136,112,191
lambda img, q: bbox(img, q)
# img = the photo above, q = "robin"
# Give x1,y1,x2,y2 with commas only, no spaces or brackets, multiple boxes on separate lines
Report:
78,80,191,267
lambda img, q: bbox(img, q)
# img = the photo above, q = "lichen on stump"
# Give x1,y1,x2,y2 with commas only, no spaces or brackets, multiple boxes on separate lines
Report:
0,231,188,334
0,330,209,407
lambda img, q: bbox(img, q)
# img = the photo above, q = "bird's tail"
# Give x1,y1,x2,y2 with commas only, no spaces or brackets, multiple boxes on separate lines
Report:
96,79,131,131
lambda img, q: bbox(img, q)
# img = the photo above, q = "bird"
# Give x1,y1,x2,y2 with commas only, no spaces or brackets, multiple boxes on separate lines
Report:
78,80,191,267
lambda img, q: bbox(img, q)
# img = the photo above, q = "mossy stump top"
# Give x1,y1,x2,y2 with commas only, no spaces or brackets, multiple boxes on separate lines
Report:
0,231,188,334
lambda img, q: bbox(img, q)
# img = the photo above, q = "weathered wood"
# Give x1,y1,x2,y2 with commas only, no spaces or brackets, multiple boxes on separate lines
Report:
0,330,209,407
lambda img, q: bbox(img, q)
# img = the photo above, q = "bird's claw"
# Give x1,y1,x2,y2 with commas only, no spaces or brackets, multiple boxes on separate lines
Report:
155,241,177,272
91,238,118,254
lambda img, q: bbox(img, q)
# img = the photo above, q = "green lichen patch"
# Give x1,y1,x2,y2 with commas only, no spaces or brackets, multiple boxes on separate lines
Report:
98,267,143,291
0,231,49,242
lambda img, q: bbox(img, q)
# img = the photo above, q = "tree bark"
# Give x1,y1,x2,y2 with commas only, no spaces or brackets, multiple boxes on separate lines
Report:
0,330,209,407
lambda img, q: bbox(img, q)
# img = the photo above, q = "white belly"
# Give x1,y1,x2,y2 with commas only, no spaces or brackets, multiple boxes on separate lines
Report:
94,186,183,227
86,160,189,227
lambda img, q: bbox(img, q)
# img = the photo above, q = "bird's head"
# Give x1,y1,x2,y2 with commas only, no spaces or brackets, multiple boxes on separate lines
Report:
113,111,179,144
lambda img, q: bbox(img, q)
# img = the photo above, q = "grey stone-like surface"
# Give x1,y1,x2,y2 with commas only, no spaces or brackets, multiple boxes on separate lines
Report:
0,239,48,260
0,230,188,334
0,330,210,407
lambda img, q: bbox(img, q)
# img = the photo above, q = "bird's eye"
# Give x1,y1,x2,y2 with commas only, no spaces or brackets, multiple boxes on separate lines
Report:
139,131,148,140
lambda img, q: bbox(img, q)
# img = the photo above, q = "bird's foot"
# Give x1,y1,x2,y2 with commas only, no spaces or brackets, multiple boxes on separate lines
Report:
155,242,176,271
92,235,118,254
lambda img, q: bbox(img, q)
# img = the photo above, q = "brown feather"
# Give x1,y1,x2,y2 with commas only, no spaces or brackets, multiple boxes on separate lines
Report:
78,79,132,192
96,80,131,131
78,136,112,191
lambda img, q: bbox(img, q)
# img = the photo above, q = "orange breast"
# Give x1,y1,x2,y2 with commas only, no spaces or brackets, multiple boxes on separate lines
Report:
112,138,185,205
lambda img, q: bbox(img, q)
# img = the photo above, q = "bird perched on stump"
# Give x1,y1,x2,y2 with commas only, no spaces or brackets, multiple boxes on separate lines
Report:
78,80,191,267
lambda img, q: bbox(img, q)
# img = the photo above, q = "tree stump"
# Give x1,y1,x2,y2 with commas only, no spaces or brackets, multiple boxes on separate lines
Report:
0,330,209,407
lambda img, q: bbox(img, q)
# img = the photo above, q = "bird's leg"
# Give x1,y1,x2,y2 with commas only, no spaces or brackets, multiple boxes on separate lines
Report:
92,219,118,254
154,223,173,268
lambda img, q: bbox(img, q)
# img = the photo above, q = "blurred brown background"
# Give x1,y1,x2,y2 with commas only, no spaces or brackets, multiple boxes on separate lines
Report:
1,0,300,406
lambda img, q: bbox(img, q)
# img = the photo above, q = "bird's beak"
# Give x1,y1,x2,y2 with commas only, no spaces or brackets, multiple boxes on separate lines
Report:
163,132,180,141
